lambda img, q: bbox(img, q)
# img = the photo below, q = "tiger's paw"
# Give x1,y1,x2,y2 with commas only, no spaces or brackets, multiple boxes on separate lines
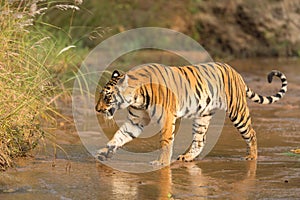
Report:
149,159,170,166
95,146,116,161
150,160,163,166
96,147,109,161
243,154,257,161
177,154,194,162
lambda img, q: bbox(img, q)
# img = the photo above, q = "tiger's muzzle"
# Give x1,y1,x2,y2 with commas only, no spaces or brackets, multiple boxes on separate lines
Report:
95,106,116,119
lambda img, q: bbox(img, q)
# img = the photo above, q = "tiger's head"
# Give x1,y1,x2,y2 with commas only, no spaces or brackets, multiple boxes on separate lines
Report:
95,70,133,119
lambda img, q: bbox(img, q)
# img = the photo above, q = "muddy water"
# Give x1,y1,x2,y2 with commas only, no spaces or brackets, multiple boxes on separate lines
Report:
1,58,300,199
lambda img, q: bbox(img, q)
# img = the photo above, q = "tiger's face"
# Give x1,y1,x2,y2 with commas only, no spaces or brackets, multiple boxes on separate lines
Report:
95,70,132,119
96,86,117,119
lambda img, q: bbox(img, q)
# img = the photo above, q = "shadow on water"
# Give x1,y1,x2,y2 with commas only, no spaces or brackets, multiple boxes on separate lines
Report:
1,58,300,199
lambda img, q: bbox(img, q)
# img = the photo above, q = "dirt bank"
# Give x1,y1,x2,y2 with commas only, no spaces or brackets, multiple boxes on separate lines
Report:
190,0,300,58
68,0,300,58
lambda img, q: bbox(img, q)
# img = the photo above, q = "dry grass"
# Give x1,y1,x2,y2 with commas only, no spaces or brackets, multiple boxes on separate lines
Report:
0,0,83,171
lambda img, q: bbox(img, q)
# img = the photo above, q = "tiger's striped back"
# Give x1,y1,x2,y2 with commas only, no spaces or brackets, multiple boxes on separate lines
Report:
125,63,226,119
124,62,287,120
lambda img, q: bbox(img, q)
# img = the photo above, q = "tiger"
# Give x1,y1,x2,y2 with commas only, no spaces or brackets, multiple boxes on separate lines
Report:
95,62,287,165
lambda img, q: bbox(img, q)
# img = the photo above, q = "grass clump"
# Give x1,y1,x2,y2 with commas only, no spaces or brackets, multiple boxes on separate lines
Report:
0,0,84,171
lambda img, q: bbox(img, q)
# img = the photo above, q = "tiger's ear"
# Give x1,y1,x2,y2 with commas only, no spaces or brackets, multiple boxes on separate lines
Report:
118,74,128,91
111,70,121,78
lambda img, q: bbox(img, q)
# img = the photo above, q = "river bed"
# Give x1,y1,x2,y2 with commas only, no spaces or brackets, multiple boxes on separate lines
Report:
1,58,299,199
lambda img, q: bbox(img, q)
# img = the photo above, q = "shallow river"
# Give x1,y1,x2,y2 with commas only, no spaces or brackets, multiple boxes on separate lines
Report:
1,58,300,199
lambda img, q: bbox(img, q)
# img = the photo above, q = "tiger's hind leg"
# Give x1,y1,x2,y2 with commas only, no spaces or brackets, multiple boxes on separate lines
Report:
230,106,257,160
177,115,213,162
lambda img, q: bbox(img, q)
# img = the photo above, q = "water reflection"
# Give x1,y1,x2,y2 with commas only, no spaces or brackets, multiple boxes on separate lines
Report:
95,160,257,199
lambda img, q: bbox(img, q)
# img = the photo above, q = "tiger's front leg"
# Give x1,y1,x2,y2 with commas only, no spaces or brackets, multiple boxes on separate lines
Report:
96,107,150,161
150,114,176,166
96,121,142,161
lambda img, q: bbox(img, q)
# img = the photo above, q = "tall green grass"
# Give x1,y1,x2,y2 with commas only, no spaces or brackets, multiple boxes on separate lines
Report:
0,0,86,171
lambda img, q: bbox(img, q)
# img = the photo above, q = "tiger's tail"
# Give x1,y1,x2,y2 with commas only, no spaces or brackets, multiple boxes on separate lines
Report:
246,70,287,104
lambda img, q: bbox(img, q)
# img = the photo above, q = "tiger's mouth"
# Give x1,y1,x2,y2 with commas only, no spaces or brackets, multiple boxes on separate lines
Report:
101,107,115,119
95,106,116,119
107,107,116,117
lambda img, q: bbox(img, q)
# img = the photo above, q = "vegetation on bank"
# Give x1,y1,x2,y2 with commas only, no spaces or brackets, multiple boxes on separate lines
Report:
0,0,87,171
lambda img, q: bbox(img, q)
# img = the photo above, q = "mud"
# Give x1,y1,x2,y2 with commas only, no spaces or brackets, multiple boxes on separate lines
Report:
1,58,299,199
